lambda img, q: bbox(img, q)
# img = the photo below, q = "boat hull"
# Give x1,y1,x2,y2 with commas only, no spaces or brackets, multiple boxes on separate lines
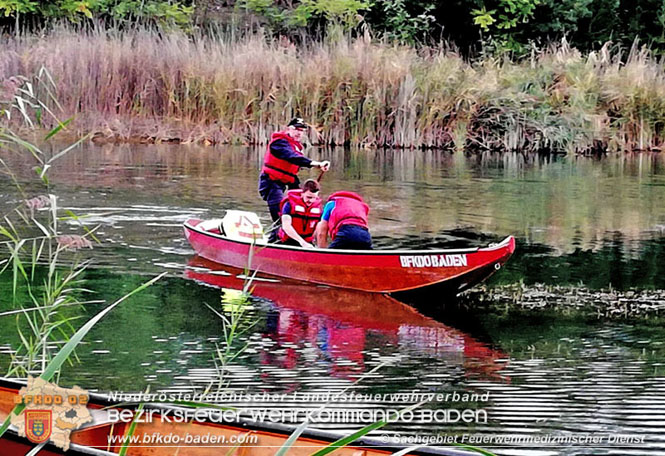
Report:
0,378,478,456
184,218,515,295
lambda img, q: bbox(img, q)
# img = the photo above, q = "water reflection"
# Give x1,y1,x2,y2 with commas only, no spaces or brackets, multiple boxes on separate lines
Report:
498,231,665,289
3,143,664,257
6,145,665,253
185,256,508,385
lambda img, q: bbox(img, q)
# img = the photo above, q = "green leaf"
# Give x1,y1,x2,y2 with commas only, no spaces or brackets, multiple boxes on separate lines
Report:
309,420,388,456
0,272,166,440
311,400,426,456
119,400,143,456
44,117,73,141
78,3,94,19
46,133,90,166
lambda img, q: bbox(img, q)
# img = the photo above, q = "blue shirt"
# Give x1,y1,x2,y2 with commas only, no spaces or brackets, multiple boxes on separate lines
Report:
321,201,336,221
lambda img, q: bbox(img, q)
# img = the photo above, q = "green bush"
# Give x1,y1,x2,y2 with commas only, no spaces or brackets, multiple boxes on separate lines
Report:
0,0,194,31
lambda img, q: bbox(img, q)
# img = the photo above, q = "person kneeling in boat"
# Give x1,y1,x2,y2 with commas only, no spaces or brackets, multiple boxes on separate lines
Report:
276,179,323,248
315,191,372,250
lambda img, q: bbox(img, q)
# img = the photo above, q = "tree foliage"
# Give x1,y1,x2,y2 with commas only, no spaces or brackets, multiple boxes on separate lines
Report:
3,0,665,55
237,0,369,33
0,0,193,29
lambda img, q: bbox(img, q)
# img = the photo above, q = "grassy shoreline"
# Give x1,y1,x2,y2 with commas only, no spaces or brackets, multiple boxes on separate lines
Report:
2,29,665,152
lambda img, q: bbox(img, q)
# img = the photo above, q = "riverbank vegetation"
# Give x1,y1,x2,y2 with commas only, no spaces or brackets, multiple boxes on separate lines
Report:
0,82,168,382
464,283,665,320
2,1,665,152
2,28,665,152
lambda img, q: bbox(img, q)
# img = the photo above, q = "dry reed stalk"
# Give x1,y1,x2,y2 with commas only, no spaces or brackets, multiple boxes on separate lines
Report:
3,28,665,151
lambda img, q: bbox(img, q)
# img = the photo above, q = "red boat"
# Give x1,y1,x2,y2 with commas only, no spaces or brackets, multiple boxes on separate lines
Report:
0,376,483,456
183,217,515,298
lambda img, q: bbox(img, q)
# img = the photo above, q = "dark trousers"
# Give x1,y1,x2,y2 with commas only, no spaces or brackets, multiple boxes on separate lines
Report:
259,173,294,241
329,225,372,250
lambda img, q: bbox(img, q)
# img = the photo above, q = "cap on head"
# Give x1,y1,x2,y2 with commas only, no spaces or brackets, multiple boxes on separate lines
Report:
287,117,307,130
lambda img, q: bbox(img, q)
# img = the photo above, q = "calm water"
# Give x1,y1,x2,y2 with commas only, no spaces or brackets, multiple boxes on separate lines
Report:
1,144,665,455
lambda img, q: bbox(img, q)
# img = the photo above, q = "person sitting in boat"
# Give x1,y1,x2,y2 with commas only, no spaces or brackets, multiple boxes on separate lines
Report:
276,179,323,248
315,191,372,250
259,117,330,241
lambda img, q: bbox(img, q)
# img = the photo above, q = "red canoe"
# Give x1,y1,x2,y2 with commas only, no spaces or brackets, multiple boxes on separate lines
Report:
183,218,515,298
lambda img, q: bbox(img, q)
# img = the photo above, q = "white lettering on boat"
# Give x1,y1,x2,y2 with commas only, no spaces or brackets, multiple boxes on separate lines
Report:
400,254,468,268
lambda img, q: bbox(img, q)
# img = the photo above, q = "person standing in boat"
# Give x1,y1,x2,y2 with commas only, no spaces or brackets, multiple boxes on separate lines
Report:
276,179,323,248
315,191,372,250
259,117,330,240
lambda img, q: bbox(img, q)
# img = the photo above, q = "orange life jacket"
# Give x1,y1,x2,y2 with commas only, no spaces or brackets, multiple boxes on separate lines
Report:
262,131,303,184
327,191,369,239
277,190,323,243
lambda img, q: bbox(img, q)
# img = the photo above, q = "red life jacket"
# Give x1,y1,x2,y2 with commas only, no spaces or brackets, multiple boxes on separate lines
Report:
327,191,369,239
277,190,323,243
262,130,303,184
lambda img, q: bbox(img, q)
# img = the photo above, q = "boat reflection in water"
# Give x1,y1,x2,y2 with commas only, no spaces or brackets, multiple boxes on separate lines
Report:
185,256,508,383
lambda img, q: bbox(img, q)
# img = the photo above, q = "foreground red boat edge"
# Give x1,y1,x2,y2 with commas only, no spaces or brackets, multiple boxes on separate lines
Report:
183,218,515,296
0,377,482,456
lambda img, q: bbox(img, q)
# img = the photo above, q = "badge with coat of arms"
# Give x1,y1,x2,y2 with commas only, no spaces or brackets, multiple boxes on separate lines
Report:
25,410,52,444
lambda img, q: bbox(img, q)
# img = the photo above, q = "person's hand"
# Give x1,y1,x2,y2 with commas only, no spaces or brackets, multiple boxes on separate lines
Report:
318,160,330,172
299,240,314,249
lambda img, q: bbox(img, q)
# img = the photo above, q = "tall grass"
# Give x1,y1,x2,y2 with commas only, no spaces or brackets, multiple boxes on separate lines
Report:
2,29,665,152
0,195,92,379
0,71,163,383
0,77,93,378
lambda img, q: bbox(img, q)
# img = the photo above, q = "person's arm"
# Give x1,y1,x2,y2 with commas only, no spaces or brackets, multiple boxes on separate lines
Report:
271,140,330,170
281,214,313,248
316,201,334,248
270,139,312,167
315,220,329,248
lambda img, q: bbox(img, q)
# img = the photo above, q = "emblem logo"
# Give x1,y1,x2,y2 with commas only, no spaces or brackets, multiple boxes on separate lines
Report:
25,410,52,444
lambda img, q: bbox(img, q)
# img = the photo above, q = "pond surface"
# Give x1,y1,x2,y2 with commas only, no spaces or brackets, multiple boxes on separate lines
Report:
1,144,665,455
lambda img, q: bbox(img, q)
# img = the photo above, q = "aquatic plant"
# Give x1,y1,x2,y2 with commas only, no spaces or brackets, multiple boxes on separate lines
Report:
0,272,165,443
0,72,165,382
0,160,91,378
472,282,665,320
0,72,92,377
203,287,256,391
0,73,167,454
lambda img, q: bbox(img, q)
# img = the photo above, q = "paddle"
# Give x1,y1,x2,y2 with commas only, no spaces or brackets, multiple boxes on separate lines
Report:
316,160,329,182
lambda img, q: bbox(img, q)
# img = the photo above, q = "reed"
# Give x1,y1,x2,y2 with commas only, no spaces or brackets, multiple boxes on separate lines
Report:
2,28,665,152
0,199,90,379
0,149,94,378
0,73,162,383
203,287,256,391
